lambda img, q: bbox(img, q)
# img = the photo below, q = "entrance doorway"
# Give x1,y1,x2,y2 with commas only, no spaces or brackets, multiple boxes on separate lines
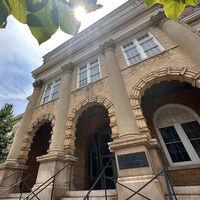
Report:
74,105,116,190
88,123,116,189
20,122,52,192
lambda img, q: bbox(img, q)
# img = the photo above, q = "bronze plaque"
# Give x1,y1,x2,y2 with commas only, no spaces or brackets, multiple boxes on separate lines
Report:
117,152,149,169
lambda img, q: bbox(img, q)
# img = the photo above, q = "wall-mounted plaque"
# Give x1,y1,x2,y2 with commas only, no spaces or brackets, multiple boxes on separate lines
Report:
117,152,149,169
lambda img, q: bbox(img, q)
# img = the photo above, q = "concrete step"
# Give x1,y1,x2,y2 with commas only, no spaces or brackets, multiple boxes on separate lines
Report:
167,186,200,200
0,193,29,200
61,189,117,200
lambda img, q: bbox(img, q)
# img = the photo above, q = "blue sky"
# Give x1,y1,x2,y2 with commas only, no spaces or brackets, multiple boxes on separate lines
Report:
0,0,127,116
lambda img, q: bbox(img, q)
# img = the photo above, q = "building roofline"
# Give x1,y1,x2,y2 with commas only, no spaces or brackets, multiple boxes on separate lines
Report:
32,0,147,77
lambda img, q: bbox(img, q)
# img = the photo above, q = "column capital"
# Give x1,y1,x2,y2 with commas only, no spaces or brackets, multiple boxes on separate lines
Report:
150,11,167,28
61,62,73,74
100,39,116,54
33,79,43,88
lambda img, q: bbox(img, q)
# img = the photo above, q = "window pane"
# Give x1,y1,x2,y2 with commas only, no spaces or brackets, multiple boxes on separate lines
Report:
51,80,61,99
123,42,142,65
90,60,100,82
79,65,87,87
181,121,200,158
43,84,52,103
138,33,161,57
159,126,191,163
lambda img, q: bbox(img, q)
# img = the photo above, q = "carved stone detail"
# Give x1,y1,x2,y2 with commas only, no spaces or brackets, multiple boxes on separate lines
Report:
61,62,73,73
64,95,119,155
130,67,200,137
17,113,55,164
33,79,43,88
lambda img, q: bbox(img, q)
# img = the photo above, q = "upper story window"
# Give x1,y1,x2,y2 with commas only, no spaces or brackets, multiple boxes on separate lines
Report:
42,79,61,103
123,32,164,65
77,59,101,88
154,104,200,166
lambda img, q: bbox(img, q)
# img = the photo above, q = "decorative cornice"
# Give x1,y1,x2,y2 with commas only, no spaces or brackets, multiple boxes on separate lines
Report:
61,62,73,73
33,79,43,88
100,39,116,54
150,11,167,27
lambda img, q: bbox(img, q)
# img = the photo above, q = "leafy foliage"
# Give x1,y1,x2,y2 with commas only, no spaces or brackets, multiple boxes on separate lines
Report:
0,0,102,44
0,104,14,162
146,0,198,19
0,0,198,44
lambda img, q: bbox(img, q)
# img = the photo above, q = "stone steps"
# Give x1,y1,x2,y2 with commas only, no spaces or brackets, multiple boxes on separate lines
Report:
60,189,117,200
0,193,29,200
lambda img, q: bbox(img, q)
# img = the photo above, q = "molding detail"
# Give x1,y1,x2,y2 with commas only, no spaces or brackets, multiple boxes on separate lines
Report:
17,113,55,164
61,62,73,73
33,79,43,88
100,39,116,54
150,11,167,27
130,67,200,137
64,95,119,155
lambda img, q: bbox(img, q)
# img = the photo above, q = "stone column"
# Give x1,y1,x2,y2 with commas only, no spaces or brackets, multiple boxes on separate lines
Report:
0,80,43,197
34,63,77,200
6,80,43,163
49,62,73,155
101,40,165,200
151,11,200,65
101,39,139,138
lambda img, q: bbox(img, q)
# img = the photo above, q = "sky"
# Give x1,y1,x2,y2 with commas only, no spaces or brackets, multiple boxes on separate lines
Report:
0,0,127,116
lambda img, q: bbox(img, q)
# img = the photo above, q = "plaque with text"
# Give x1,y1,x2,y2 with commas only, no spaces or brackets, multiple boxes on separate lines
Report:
117,152,149,169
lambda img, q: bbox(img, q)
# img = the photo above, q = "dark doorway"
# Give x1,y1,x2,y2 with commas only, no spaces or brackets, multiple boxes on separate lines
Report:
74,105,116,190
20,122,52,192
87,123,116,190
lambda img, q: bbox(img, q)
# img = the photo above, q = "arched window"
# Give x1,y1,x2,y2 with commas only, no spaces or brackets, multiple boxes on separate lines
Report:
154,104,200,166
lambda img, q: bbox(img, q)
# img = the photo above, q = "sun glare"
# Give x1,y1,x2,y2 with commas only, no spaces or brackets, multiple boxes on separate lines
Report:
74,6,86,22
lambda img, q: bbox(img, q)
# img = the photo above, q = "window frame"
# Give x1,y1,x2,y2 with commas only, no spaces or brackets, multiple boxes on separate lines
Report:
154,104,200,166
41,79,61,104
77,58,101,88
122,31,164,66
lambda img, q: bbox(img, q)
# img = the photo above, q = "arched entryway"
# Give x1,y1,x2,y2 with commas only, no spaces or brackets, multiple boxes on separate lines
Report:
20,121,52,192
141,80,200,186
73,105,116,190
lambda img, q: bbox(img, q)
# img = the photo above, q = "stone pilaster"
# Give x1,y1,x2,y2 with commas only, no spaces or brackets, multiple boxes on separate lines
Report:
100,39,139,138
101,40,165,200
151,11,200,65
49,62,73,155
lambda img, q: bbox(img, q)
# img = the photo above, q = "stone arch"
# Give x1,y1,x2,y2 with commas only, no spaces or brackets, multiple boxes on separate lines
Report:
17,113,55,164
64,95,119,155
130,67,200,137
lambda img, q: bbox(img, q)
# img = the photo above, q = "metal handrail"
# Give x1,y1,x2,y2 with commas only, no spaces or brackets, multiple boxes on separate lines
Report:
0,172,35,197
83,158,112,200
0,172,17,182
22,163,70,200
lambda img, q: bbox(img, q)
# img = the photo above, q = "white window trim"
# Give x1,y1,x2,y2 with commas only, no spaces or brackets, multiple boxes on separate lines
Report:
122,31,165,66
154,104,200,166
77,58,101,88
41,79,61,104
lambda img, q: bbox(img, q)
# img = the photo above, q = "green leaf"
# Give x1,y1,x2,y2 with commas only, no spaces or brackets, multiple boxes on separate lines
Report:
164,0,186,20
0,0,10,28
28,0,58,44
55,0,80,35
9,0,27,24
185,0,197,6
145,0,164,8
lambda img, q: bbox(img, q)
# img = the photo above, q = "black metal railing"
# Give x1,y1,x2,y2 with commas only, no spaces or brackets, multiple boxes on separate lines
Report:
82,159,177,200
0,172,37,197
22,163,70,200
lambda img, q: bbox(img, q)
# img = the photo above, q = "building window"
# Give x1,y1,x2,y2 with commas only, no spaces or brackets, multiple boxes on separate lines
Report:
123,32,164,65
154,104,200,166
42,79,61,103
77,59,101,88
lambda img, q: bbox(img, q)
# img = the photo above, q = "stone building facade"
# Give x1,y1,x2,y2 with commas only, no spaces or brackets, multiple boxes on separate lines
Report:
0,0,200,199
